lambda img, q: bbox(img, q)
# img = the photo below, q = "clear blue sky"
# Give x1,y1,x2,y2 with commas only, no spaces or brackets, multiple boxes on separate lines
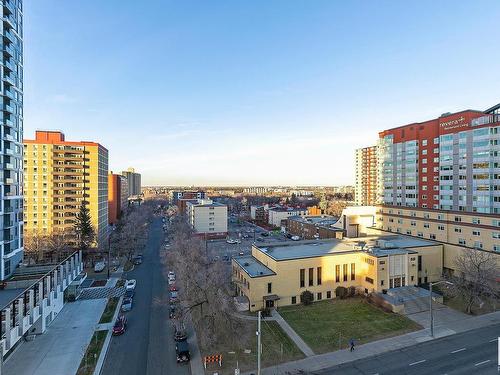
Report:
24,0,500,186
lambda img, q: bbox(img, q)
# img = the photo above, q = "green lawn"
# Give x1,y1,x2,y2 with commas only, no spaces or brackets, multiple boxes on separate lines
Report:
279,298,421,353
99,297,119,324
76,330,107,375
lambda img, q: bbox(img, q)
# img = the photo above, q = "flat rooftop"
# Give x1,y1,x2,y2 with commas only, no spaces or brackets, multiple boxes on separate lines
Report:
288,215,340,227
255,235,437,261
233,256,276,278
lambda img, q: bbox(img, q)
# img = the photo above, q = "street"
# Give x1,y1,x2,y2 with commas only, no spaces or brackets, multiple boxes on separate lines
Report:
101,218,190,375
315,324,500,375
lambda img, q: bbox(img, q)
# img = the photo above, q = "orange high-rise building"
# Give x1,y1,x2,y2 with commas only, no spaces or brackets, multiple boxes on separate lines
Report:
108,172,128,224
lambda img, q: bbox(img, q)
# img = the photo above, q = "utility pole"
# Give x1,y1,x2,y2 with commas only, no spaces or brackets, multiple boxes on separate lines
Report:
257,310,261,375
429,282,434,338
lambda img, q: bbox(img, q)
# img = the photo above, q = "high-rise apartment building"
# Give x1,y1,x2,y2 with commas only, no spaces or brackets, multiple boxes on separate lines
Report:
108,172,128,225
378,104,500,214
1,0,24,279
355,146,378,206
23,131,109,246
122,167,141,196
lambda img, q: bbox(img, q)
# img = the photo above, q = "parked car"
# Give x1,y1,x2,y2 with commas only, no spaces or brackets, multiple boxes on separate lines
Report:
121,297,133,312
238,251,244,256
222,255,230,262
112,315,127,335
132,256,143,265
261,232,269,237
124,289,135,299
173,322,187,341
94,262,105,273
125,279,137,291
169,284,178,292
168,271,175,281
291,235,300,241
169,304,177,319
176,340,190,363
169,290,179,303
226,239,238,244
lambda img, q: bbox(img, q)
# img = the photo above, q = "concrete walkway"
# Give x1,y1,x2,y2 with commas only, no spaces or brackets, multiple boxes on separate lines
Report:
244,309,500,374
3,299,107,375
271,309,315,357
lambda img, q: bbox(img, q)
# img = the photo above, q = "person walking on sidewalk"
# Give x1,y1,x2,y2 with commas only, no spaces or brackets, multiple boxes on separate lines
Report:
349,338,355,352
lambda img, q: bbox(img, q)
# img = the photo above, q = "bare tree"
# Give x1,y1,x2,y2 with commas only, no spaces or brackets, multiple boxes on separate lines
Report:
448,247,499,314
24,229,73,264
166,218,248,350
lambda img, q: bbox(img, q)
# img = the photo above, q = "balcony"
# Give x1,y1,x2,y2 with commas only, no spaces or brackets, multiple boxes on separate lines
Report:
3,103,14,113
3,0,16,15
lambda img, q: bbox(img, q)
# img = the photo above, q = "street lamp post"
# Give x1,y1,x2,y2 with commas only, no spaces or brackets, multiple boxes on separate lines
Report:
429,280,453,337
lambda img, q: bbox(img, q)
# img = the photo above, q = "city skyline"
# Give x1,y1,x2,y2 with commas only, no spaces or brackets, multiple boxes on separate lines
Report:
24,0,500,185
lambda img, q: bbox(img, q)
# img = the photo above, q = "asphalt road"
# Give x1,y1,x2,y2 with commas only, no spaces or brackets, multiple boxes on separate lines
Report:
315,324,500,375
101,218,190,375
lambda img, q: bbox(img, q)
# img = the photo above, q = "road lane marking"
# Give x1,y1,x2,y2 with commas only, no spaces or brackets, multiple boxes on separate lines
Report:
450,348,466,353
474,360,490,366
409,360,426,366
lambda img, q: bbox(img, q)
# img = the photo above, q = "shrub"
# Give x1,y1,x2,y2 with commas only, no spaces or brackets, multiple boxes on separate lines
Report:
261,307,272,317
335,286,348,299
348,286,357,297
300,290,314,306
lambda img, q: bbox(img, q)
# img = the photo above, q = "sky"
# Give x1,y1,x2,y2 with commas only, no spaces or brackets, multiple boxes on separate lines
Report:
24,0,500,186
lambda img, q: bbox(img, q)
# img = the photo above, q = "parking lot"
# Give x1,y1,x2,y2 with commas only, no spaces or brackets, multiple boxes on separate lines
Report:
206,219,289,261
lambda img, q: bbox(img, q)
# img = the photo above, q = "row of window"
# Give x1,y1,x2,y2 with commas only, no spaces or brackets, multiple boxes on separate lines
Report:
299,264,356,288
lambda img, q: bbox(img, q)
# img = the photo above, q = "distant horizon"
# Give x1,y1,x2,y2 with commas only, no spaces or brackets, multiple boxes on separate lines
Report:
142,184,354,188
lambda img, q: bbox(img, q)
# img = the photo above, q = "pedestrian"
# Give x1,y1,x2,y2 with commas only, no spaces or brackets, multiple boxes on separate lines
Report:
349,338,355,352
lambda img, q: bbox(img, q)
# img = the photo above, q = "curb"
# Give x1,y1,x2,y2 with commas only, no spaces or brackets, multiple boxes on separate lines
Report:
93,295,124,375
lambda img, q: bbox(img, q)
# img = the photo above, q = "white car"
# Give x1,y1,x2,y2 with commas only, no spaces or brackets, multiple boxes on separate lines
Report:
94,262,105,273
226,239,241,244
125,279,137,291
291,235,301,241
168,271,176,281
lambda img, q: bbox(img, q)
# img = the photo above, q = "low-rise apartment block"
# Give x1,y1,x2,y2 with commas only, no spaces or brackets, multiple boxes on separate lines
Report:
232,235,443,311
267,207,307,228
186,199,228,238
285,215,343,240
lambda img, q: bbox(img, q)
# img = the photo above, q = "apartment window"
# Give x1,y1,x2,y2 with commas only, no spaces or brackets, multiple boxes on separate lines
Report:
458,238,466,245
351,263,355,280
494,245,500,252
309,268,314,286
300,269,305,288
317,292,322,301
422,139,428,146
267,283,272,294
343,264,348,282
317,267,322,285
365,277,374,284
438,225,445,231
454,227,462,233
326,291,332,299
474,241,483,249
291,296,297,304
472,230,481,236
422,158,427,164
454,216,462,222
335,265,340,283
430,234,436,240
472,218,481,225
381,280,384,286
418,256,422,271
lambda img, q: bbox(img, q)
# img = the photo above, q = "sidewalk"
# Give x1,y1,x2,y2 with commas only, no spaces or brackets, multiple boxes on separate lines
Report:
3,299,107,375
271,309,314,357
244,309,500,374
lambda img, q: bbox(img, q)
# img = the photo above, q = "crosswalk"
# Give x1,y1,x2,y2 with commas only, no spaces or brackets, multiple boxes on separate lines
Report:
78,286,126,300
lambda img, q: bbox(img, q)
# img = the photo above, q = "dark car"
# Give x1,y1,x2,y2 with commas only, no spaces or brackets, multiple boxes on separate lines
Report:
132,256,143,265
112,315,127,335
169,304,177,319
261,232,269,237
169,290,179,303
176,340,190,363
124,289,135,299
121,297,133,312
173,322,187,341
222,254,230,262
